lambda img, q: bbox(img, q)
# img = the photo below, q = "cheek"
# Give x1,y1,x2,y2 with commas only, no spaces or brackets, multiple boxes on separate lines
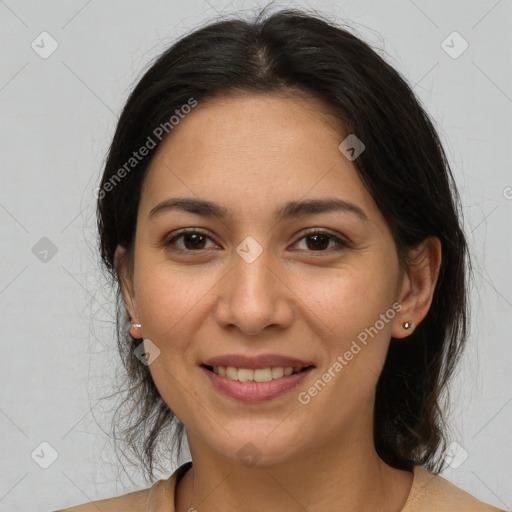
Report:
133,265,211,419
297,261,398,402
133,261,221,363
294,260,397,340
295,272,397,428
136,260,202,322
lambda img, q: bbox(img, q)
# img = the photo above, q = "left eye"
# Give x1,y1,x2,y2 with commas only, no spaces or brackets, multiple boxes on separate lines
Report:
293,230,349,252
165,229,349,253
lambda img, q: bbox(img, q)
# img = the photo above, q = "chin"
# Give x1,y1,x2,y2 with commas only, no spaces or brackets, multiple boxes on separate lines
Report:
202,426,306,468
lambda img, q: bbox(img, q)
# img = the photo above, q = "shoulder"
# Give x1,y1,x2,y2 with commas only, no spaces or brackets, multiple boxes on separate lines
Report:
403,465,506,512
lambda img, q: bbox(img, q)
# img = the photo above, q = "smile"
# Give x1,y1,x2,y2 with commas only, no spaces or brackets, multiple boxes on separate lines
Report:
203,365,311,382
200,364,315,402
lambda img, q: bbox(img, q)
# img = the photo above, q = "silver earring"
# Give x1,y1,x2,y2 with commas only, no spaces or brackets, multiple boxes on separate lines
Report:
131,323,142,329
402,321,414,329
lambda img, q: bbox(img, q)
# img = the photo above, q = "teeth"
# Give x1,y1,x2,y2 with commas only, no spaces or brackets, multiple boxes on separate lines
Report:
211,365,306,381
271,367,284,379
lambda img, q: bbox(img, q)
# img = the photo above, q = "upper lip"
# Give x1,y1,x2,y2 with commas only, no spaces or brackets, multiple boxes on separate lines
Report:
201,354,315,369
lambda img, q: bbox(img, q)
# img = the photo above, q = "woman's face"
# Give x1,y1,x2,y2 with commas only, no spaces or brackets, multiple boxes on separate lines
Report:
117,92,420,466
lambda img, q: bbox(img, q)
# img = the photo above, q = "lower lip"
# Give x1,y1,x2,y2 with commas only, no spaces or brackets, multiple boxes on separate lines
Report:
200,365,314,402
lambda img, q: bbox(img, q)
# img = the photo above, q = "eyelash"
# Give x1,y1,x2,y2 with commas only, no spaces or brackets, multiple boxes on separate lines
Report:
164,228,351,254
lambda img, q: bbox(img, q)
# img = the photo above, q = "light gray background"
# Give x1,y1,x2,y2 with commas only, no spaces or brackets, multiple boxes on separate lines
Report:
1,1,511,511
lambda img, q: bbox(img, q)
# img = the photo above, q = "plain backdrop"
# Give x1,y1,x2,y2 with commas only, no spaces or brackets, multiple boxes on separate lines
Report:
0,1,511,511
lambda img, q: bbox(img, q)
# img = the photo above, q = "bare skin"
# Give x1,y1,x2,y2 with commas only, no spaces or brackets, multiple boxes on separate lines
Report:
115,91,442,512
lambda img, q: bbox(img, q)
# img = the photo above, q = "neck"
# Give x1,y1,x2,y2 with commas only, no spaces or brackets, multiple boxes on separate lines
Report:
175,408,413,512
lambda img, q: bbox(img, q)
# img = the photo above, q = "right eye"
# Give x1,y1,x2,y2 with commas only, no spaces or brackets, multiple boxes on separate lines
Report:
165,228,219,252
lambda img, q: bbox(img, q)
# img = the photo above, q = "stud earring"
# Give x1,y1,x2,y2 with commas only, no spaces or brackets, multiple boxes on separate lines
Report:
129,323,143,340
402,321,415,330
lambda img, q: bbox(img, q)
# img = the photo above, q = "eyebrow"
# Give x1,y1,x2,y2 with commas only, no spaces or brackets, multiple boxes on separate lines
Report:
148,197,369,223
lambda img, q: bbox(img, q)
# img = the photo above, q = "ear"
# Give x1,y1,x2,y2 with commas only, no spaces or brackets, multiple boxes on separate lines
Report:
392,236,442,339
114,245,139,323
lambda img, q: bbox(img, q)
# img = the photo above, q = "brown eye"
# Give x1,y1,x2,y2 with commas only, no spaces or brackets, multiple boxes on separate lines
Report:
293,229,350,252
304,233,330,250
164,228,350,254
166,229,217,251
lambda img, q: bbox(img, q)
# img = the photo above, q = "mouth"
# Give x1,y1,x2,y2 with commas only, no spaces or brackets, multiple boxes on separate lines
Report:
200,362,315,402
201,364,315,382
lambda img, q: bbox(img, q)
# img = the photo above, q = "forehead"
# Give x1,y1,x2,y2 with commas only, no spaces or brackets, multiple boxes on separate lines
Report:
151,91,344,161
139,92,381,225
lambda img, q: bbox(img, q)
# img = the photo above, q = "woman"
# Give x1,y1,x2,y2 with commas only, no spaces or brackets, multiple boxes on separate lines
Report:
56,7,505,512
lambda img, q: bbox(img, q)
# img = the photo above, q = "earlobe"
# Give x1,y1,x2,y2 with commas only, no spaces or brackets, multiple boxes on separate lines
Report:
392,236,442,340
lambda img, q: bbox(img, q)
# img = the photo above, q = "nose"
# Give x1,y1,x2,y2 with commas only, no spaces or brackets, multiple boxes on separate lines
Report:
213,245,294,336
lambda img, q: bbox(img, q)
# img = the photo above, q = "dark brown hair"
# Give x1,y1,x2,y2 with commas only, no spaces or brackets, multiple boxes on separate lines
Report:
97,7,470,481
